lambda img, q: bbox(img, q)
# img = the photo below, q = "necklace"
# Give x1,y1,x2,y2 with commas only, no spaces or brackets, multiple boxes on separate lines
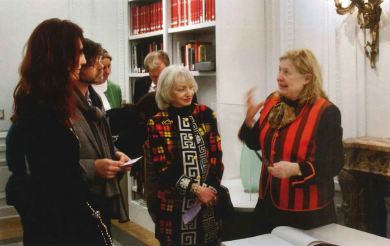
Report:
86,202,113,246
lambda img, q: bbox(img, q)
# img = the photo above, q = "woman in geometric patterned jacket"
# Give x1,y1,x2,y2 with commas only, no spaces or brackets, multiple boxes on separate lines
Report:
146,65,224,245
239,49,344,235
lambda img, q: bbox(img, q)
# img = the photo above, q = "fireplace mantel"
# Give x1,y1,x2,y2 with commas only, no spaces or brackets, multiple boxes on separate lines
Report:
339,137,390,237
343,137,390,176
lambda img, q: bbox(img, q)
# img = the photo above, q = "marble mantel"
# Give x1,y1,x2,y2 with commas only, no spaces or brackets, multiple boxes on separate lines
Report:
339,137,390,237
343,137,390,176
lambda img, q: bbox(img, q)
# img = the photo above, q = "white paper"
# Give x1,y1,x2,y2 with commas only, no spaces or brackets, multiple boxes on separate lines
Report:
222,234,294,246
121,156,142,167
222,226,332,246
272,226,326,246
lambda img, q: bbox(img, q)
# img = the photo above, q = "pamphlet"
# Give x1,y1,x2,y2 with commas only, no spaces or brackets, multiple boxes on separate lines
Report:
121,156,142,167
182,203,202,224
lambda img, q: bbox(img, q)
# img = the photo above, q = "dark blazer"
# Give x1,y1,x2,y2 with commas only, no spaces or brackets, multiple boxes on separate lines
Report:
5,100,103,245
72,87,129,223
133,76,152,103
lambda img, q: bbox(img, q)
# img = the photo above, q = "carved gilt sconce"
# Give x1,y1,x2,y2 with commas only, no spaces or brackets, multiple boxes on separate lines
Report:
334,0,383,68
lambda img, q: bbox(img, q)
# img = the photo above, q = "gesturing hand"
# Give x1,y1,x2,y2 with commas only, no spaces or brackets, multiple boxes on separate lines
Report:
245,88,265,127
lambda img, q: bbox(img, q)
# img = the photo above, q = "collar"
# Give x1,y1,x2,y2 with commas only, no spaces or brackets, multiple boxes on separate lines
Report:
91,81,108,93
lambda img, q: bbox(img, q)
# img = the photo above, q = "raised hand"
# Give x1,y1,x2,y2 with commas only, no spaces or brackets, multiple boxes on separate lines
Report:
245,88,265,127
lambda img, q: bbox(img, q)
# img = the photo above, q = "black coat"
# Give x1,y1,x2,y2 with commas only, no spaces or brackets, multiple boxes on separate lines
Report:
133,76,152,104
6,101,105,245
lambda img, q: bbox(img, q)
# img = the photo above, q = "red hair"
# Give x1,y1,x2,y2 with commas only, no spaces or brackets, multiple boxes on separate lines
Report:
12,18,84,126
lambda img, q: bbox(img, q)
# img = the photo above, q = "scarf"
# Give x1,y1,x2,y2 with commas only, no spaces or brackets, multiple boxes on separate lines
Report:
268,97,305,129
73,87,129,222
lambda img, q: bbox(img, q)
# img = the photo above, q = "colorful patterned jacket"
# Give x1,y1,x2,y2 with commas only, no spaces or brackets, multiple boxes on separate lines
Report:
146,104,224,200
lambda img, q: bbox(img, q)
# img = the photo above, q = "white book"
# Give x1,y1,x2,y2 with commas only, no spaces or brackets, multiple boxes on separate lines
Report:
222,226,333,246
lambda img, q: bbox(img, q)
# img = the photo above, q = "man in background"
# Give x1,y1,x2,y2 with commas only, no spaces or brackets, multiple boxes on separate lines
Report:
133,50,170,104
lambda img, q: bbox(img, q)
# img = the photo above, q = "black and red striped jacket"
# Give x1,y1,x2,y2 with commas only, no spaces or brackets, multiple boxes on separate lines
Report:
239,93,344,212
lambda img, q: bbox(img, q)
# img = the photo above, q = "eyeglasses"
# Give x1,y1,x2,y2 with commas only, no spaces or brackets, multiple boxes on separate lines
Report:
85,56,102,67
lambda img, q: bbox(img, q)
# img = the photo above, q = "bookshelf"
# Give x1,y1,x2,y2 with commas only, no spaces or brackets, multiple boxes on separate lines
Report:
126,0,216,231
127,0,216,103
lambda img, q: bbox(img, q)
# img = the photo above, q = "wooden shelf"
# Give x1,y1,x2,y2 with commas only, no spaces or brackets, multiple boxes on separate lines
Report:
129,72,148,78
191,71,216,77
129,71,215,78
168,21,216,34
129,30,163,40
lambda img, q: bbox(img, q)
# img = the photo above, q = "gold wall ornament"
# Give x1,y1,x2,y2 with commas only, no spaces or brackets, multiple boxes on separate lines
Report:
334,0,383,68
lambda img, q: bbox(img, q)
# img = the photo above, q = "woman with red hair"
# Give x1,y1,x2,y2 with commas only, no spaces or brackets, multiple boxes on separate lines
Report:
6,18,109,245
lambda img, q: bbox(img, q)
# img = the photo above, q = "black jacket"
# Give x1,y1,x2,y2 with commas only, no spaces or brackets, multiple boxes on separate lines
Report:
133,76,152,103
6,100,105,245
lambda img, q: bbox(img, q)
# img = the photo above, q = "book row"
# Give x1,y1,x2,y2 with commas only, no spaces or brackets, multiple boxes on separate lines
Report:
130,1,163,35
129,0,216,35
131,41,164,73
171,0,215,28
176,41,215,71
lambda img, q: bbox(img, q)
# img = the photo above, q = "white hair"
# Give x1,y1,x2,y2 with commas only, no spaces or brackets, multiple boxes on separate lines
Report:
155,65,198,110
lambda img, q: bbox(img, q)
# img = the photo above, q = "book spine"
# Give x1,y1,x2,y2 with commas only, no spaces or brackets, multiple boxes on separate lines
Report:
159,1,163,30
171,0,178,28
183,0,188,26
211,0,215,20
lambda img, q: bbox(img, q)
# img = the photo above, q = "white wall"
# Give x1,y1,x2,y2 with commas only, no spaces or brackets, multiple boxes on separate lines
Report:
0,0,127,131
216,0,266,179
288,0,390,139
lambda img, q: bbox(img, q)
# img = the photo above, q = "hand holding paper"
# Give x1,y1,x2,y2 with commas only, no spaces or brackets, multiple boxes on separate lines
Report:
121,156,142,167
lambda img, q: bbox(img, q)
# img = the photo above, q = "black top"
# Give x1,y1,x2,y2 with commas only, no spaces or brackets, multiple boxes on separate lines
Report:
133,76,153,104
6,98,103,244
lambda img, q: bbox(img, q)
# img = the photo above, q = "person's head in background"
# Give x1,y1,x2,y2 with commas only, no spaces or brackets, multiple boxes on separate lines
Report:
12,18,85,125
94,49,112,85
144,50,170,84
277,48,327,104
79,38,103,87
155,65,198,110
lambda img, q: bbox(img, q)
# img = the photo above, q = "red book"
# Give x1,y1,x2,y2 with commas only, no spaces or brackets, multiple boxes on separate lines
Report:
150,3,154,32
147,4,151,33
140,5,144,33
158,1,162,30
182,0,188,26
171,0,178,27
178,0,182,26
195,0,199,24
205,0,209,22
211,0,215,20
190,0,194,25
197,0,200,23
154,2,157,31
194,41,200,63
131,5,135,34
